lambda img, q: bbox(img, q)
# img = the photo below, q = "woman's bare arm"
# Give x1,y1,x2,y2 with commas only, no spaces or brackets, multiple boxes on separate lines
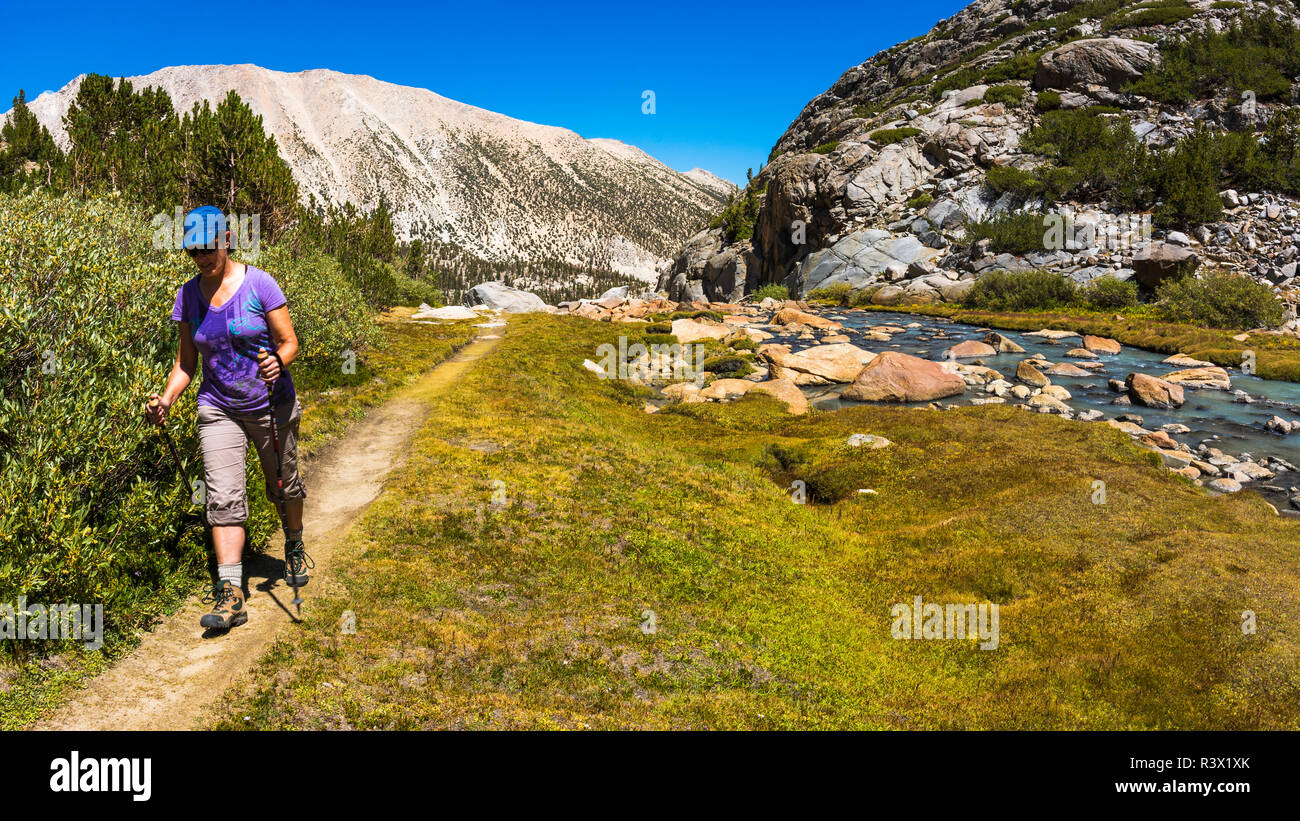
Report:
145,323,197,424
258,305,299,381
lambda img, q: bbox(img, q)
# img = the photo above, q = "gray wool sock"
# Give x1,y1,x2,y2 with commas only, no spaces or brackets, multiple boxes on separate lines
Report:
218,563,242,589
285,528,303,544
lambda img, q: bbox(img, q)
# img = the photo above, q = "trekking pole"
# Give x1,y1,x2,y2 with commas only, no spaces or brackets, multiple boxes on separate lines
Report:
149,396,205,526
258,347,302,613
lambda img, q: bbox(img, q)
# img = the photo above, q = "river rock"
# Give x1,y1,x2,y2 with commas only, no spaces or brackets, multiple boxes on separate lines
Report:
1045,362,1091,377
1029,393,1071,414
700,378,753,400
1125,372,1185,409
671,318,732,343
749,378,809,415
1082,334,1122,354
1208,477,1243,493
1265,416,1297,434
841,351,966,402
982,332,1025,353
1016,360,1051,388
1024,329,1081,340
1163,353,1214,368
1160,366,1231,391
667,383,707,405
946,340,998,358
1141,430,1179,450
759,342,876,384
772,307,842,330
1107,419,1151,436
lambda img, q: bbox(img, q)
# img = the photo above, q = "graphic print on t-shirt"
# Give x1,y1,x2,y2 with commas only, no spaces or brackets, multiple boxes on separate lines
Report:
172,267,296,414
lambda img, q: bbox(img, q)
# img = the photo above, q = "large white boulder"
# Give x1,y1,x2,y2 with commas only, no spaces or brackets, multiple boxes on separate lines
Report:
466,281,549,313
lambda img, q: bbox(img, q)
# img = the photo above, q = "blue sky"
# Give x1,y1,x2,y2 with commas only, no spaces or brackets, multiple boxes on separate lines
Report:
0,0,968,185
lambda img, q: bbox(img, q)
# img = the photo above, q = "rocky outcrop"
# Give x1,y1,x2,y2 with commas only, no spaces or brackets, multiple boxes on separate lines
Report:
1034,38,1158,91
658,0,1297,334
1132,242,1200,289
841,351,966,402
789,228,944,294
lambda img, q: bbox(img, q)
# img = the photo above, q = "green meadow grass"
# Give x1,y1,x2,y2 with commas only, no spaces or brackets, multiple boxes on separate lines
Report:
213,314,1300,730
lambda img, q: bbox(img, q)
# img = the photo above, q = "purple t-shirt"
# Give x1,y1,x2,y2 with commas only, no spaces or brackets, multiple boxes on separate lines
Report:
171,266,296,414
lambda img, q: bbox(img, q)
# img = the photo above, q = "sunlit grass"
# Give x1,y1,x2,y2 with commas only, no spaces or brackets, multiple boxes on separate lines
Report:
215,314,1300,730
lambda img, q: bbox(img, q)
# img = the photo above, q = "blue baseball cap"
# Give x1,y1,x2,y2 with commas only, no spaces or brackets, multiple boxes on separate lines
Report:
181,206,227,250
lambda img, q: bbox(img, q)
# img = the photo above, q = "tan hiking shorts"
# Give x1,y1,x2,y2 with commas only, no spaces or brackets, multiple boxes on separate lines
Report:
196,398,307,526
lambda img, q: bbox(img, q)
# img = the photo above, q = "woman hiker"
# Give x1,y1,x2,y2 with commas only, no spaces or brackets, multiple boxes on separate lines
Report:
144,205,311,630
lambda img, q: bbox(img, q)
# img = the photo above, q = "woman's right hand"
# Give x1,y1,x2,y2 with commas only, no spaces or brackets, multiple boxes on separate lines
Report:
144,393,171,426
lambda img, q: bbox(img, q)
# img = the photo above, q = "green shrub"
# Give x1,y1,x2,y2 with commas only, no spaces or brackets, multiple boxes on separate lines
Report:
701,355,754,378
1082,275,1140,310
751,283,790,301
965,211,1049,254
1127,14,1300,103
728,337,757,351
906,191,934,209
806,282,853,304
1156,271,1284,329
870,127,923,146
644,322,672,334
708,185,764,243
984,164,1081,202
642,333,679,346
1035,90,1062,111
1021,108,1151,203
1107,5,1198,30
984,84,1026,105
811,141,840,154
983,52,1040,84
1240,108,1300,197
670,309,724,321
962,269,1080,311
1151,126,1225,227
1210,1,1243,7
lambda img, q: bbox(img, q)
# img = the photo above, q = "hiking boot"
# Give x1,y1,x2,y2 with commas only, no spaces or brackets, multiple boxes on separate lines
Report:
200,581,247,629
284,540,314,588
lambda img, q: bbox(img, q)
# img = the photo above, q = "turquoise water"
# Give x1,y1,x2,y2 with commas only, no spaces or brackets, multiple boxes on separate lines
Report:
766,309,1300,508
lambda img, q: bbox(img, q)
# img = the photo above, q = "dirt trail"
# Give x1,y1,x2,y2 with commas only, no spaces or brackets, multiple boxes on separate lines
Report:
37,332,502,731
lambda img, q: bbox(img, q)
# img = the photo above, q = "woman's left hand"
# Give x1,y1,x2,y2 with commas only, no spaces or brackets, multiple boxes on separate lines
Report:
257,350,282,382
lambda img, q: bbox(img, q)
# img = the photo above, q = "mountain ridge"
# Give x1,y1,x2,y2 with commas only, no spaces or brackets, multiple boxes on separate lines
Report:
12,63,735,282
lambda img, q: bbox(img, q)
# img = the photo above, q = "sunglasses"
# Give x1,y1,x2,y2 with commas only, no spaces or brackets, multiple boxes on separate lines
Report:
185,245,220,258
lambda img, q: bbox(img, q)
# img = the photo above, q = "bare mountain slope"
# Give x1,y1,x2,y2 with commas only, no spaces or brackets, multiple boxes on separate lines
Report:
21,64,735,281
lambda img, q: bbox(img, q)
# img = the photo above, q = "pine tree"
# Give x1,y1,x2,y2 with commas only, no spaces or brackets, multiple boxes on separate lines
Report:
178,91,299,237
0,89,63,191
